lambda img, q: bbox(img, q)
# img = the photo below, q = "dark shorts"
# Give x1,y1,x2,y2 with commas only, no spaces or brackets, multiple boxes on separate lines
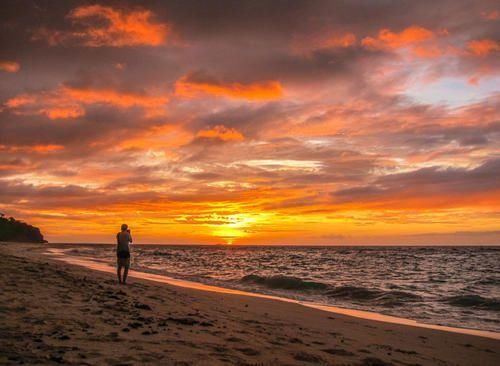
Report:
117,250,130,259
117,250,130,268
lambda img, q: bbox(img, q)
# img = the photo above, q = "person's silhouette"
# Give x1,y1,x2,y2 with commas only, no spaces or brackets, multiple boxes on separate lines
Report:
116,224,133,284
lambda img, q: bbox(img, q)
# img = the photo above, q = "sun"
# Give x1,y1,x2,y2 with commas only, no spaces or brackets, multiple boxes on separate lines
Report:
208,212,271,244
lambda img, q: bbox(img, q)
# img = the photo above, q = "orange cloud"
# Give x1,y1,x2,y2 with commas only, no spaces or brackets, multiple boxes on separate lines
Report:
175,74,283,101
467,39,500,56
467,64,496,85
481,10,499,21
0,61,20,73
291,32,357,54
0,144,64,154
321,33,357,49
33,5,170,47
44,106,86,119
410,45,444,58
118,124,193,150
31,144,65,153
196,125,244,141
4,86,168,119
362,26,437,50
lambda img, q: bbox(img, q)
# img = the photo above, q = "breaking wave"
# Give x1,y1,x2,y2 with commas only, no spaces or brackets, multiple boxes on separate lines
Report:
445,295,500,311
324,286,421,305
241,275,421,307
241,274,328,290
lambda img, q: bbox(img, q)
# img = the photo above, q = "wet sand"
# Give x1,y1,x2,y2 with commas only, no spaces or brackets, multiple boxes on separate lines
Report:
1,243,499,365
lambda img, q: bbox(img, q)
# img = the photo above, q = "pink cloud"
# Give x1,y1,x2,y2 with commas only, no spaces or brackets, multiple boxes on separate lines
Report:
33,5,170,47
0,61,20,73
196,125,244,141
291,32,357,54
481,10,499,21
362,26,437,50
467,39,500,57
4,86,169,119
175,73,283,101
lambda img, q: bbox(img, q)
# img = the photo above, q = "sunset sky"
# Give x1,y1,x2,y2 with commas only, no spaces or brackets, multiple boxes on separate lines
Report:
1,0,499,244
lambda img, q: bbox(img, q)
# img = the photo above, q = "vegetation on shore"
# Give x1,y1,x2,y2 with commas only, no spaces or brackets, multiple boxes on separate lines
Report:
0,214,47,243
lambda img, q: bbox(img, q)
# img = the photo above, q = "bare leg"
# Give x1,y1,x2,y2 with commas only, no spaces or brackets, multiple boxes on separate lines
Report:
122,266,129,284
117,265,122,283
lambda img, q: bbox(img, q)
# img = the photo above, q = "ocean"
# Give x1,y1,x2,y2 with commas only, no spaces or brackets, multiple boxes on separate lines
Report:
61,245,500,333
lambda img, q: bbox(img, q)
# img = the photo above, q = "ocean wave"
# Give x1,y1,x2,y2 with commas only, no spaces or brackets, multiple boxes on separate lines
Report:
241,274,328,290
67,248,100,256
324,286,421,306
151,250,173,257
475,277,500,286
445,295,500,311
240,276,421,307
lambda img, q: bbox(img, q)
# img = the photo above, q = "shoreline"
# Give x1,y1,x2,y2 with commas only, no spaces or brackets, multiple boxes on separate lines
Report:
1,242,499,365
46,247,500,341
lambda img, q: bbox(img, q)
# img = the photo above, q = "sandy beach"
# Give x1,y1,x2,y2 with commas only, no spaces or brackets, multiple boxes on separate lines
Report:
1,243,499,365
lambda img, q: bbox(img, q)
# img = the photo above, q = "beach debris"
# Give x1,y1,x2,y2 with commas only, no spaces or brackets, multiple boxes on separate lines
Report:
225,336,243,342
293,351,324,363
167,317,198,325
322,348,354,356
394,348,417,355
127,321,143,329
163,316,215,327
134,302,152,310
48,354,64,363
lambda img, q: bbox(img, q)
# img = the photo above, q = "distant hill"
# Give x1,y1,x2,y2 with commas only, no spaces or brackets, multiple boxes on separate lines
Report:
0,214,47,243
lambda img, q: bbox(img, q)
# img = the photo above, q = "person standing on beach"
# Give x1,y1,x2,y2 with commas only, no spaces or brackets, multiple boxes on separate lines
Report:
116,224,133,284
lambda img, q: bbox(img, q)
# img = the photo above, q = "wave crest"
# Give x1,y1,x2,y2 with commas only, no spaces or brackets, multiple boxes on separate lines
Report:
445,295,500,311
240,275,421,307
325,286,421,306
241,274,328,290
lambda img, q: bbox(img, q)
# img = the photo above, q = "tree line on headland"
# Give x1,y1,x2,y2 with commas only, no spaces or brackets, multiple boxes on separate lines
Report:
0,213,47,243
